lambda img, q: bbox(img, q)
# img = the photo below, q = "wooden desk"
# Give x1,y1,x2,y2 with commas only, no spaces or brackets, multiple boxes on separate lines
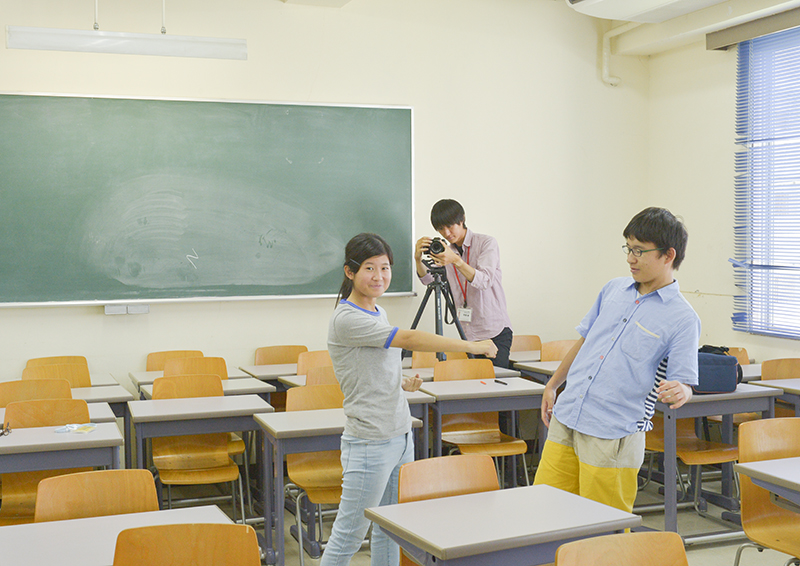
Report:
736,456,800,511
365,484,641,566
128,394,273,469
740,363,762,382
513,360,560,384
509,349,541,365
128,366,250,391
255,409,422,566
656,383,780,539
752,378,800,416
0,505,231,566
403,365,520,382
138,376,276,400
0,402,116,424
72,384,136,468
0,421,123,474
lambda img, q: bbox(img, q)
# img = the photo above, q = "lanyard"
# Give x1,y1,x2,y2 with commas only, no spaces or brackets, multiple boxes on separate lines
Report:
453,246,470,307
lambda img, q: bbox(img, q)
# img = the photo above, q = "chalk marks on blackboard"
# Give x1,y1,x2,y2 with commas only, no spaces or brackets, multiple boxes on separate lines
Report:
80,173,344,289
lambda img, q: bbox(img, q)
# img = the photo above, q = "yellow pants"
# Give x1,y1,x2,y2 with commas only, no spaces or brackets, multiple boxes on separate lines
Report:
533,416,644,513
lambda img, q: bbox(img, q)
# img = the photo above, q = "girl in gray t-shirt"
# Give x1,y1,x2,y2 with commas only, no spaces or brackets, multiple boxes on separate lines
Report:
321,233,497,566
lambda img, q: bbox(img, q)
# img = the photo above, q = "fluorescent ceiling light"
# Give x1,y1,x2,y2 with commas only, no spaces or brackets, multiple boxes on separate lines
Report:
6,25,247,60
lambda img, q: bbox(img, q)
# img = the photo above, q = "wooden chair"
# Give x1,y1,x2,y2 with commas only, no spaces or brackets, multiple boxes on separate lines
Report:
555,531,688,566
34,469,159,522
727,347,750,366
762,358,800,419
21,363,91,388
433,358,530,486
734,417,800,566
285,384,345,566
411,351,467,368
0,399,92,525
0,378,72,408
510,334,542,352
112,523,261,566
254,345,309,412
163,356,228,380
296,350,333,376
26,355,88,368
145,350,203,371
254,345,308,365
306,365,339,386
540,340,578,362
397,454,500,566
644,414,738,517
150,374,245,523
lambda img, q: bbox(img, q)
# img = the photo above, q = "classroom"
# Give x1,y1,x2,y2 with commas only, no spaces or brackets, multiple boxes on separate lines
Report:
1,0,799,565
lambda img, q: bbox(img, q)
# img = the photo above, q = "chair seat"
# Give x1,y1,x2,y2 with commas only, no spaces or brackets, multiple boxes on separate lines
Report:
0,467,90,525
675,439,738,466
287,451,343,504
153,434,232,470
228,434,245,456
707,412,761,425
745,517,800,559
158,462,240,485
448,433,528,458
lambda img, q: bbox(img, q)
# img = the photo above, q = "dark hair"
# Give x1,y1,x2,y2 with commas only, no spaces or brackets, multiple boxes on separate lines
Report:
623,207,688,269
337,233,394,303
430,199,466,230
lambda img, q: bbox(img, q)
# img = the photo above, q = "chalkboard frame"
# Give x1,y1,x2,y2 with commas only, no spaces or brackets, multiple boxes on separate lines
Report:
0,92,415,307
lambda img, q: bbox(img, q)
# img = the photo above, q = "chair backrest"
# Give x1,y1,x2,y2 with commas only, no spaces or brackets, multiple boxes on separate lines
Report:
306,365,339,386
433,359,499,436
296,350,333,376
398,454,499,566
0,379,72,408
254,345,308,365
145,350,203,371
554,531,688,566
21,363,91,388
286,383,344,411
34,469,159,522
163,356,228,380
540,340,578,362
738,418,800,535
398,454,499,503
761,358,800,380
26,355,88,368
112,523,262,566
726,347,750,366
152,374,224,399
411,351,467,368
4,398,90,428
510,334,542,352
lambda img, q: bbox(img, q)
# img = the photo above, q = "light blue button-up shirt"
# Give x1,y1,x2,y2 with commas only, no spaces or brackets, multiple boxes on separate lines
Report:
554,277,700,439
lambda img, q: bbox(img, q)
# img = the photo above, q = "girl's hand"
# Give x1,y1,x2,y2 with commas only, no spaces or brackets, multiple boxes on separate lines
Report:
402,374,423,392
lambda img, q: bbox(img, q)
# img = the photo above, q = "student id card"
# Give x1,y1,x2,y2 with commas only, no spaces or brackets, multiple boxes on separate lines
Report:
457,307,473,323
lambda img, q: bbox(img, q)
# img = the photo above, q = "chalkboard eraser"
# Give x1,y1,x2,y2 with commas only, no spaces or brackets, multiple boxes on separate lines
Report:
104,305,127,315
127,304,150,315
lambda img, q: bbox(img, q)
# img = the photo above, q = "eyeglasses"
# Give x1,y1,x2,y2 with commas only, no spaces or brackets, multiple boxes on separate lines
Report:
622,245,664,257
0,422,10,437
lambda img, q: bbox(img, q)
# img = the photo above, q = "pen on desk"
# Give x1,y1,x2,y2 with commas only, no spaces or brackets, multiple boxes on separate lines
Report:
480,380,487,385
494,379,508,385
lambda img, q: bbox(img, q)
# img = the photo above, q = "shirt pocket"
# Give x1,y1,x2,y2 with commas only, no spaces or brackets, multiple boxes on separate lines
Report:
620,321,662,361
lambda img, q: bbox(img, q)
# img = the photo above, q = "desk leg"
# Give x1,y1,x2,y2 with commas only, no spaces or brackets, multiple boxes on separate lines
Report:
124,407,132,469
136,424,145,470
431,404,442,457
274,442,285,566
663,411,678,532
261,436,276,564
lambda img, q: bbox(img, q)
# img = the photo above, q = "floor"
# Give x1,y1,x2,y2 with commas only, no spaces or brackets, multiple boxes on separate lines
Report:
197,463,797,566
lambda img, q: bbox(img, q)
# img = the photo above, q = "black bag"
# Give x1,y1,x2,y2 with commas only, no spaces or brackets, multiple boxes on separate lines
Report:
693,351,740,395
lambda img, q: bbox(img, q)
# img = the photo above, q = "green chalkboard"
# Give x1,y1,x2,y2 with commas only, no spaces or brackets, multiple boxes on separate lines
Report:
0,94,413,305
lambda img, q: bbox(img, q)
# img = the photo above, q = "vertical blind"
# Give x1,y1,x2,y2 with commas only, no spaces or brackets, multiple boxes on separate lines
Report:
734,26,800,340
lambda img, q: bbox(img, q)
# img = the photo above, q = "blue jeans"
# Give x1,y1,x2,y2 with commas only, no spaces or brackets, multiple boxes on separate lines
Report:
320,431,415,566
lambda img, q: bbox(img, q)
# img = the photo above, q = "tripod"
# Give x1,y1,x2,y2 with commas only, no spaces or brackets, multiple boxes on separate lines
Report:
406,262,469,362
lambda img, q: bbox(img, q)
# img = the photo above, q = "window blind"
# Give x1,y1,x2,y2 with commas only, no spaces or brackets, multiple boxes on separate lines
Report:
733,26,800,339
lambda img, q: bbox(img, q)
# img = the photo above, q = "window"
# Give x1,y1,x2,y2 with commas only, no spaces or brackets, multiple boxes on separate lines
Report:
733,26,800,340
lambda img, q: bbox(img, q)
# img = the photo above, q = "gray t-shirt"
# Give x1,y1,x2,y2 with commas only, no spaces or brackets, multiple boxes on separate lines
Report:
328,300,411,440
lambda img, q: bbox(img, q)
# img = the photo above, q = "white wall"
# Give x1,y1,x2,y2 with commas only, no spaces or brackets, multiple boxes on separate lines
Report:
647,40,799,362
0,0,653,385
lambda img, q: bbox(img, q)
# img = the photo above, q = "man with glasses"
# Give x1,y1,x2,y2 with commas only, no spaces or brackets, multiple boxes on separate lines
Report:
533,207,700,513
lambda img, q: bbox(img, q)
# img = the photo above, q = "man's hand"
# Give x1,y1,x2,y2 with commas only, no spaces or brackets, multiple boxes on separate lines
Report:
541,385,556,427
656,380,692,409
471,340,498,358
402,374,423,392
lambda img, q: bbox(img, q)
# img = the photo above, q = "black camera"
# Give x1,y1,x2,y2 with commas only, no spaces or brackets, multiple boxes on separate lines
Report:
428,237,447,255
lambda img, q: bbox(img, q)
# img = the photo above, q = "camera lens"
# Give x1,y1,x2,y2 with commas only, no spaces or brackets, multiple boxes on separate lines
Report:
428,238,446,255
